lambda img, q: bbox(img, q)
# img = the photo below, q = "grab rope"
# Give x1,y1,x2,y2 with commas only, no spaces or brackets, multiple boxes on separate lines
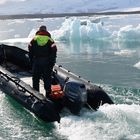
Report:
0,70,46,102
86,102,96,112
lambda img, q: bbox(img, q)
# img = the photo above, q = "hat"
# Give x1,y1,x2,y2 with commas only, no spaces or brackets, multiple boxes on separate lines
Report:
39,25,47,31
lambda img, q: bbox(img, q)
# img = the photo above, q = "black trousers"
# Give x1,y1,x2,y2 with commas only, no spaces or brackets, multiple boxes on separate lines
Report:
32,58,53,95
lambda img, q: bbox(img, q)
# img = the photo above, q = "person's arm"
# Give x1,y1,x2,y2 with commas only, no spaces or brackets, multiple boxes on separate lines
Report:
51,43,57,64
48,37,57,64
28,40,34,66
48,39,57,65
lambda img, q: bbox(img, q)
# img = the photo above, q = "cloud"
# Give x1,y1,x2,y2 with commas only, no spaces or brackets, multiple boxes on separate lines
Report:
0,0,7,4
0,0,26,5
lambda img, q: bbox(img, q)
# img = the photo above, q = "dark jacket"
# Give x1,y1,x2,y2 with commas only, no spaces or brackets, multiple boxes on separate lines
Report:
28,31,57,64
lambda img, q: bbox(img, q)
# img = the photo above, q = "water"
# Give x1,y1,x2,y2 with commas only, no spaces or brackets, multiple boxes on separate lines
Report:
0,14,140,140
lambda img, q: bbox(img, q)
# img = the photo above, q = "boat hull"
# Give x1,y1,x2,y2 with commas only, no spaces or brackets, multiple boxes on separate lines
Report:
0,66,60,123
0,44,114,123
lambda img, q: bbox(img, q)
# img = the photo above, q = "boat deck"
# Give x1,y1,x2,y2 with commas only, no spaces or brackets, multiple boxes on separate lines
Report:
21,76,46,96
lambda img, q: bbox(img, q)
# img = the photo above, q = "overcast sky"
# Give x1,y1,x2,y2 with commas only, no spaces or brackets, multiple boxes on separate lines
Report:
0,0,140,15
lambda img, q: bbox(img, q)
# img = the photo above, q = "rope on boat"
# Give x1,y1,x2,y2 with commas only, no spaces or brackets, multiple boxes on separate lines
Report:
0,70,46,103
86,102,96,112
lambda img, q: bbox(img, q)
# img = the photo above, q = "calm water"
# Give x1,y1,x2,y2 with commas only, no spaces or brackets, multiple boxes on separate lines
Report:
0,14,140,140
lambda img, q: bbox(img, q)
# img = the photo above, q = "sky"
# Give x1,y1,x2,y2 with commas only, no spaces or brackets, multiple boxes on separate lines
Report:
0,0,140,15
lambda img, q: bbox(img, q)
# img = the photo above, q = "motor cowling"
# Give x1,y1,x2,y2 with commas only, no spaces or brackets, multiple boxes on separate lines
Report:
63,81,87,115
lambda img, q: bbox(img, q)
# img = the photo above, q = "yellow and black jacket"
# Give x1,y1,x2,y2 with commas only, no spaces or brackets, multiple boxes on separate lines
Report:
28,31,57,64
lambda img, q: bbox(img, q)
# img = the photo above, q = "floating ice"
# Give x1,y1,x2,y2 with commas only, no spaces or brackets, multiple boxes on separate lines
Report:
134,61,140,69
118,24,140,42
114,49,136,57
52,18,111,42
52,17,140,49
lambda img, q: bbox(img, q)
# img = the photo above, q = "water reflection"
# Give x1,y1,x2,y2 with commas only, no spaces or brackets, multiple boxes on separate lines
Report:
59,39,115,55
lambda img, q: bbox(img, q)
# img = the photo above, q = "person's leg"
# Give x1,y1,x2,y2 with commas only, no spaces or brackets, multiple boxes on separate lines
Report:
43,64,53,97
32,60,41,92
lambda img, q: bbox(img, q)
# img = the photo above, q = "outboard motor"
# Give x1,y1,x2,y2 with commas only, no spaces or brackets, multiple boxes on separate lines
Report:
63,81,87,115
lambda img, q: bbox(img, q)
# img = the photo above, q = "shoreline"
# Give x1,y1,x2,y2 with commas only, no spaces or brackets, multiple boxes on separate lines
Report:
0,11,140,20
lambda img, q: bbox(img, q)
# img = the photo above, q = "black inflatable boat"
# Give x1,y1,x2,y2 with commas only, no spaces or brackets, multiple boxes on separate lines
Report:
0,44,113,123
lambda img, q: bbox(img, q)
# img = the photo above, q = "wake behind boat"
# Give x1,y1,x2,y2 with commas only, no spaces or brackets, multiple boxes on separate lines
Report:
0,44,113,123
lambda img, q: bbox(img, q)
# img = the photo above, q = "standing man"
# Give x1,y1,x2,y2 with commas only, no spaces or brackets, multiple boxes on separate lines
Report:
28,25,57,98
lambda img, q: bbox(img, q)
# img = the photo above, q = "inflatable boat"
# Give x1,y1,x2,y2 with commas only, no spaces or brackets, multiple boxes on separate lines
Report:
0,44,113,123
